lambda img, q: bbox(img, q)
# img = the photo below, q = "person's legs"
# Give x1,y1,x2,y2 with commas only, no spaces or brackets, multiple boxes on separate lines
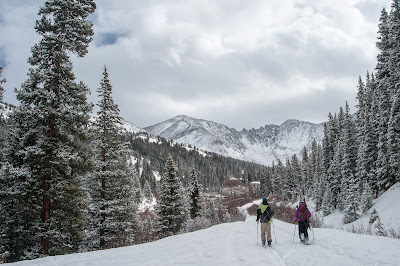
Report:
261,223,267,245
266,223,272,242
299,221,306,240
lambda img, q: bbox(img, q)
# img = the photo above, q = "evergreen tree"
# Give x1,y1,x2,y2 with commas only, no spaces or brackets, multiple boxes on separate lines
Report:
156,156,188,238
132,171,143,204
143,180,153,200
387,93,400,185
0,66,4,105
283,158,295,201
290,154,302,198
188,168,202,219
0,0,96,260
361,182,373,214
89,66,138,249
341,102,358,211
342,173,360,224
0,66,6,147
386,0,400,186
141,160,156,192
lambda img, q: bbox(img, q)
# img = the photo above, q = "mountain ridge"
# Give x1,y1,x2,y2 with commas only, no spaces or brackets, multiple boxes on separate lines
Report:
144,115,324,166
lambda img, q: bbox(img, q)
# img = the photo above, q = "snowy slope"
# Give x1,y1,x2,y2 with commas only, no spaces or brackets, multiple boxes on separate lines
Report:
324,182,400,234
121,119,146,133
145,115,323,166
10,217,400,266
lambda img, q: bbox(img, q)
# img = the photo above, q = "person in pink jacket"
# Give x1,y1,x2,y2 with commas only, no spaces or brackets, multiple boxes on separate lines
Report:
295,201,311,243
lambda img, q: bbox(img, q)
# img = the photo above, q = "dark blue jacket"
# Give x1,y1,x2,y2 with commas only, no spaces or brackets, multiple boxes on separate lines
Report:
256,200,274,223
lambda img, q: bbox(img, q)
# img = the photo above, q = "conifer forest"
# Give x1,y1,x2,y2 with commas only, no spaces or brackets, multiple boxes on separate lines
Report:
0,0,400,263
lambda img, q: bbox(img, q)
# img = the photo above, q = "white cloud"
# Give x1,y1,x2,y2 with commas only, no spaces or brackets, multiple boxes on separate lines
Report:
0,0,393,129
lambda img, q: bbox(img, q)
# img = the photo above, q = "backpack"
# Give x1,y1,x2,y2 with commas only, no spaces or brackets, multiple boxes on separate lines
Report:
298,204,308,220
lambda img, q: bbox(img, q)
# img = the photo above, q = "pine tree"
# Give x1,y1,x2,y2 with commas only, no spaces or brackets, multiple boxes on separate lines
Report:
188,168,202,219
0,0,96,260
341,102,358,212
89,66,138,249
132,171,143,204
0,66,6,146
342,174,360,224
291,154,302,198
386,0,400,187
0,66,5,105
156,156,188,238
143,180,153,200
387,93,400,185
361,182,373,214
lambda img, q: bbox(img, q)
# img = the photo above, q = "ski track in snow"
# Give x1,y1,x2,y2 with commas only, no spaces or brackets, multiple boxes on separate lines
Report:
10,216,400,266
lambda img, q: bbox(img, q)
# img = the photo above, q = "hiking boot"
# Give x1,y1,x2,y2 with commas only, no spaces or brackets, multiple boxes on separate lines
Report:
267,241,272,247
262,240,266,246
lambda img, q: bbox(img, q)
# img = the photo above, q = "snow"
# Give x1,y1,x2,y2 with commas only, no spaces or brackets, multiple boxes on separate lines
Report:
10,216,400,266
8,183,400,265
152,170,161,181
121,119,146,133
145,115,323,166
324,182,400,234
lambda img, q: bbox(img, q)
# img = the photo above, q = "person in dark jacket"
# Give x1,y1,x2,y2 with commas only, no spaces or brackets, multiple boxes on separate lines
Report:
256,197,274,247
295,200,311,243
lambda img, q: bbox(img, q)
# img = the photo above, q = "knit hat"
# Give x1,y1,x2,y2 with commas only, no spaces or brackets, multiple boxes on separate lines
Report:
262,197,267,202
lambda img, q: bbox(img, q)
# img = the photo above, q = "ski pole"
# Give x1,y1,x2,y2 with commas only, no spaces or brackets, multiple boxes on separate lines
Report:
257,220,259,246
272,219,277,244
293,223,296,243
309,222,315,241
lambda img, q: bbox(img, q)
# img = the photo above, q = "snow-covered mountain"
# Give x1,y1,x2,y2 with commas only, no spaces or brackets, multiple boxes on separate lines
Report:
145,115,324,166
121,119,146,133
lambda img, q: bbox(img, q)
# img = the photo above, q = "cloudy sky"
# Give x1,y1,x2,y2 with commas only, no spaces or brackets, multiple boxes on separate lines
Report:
0,0,393,130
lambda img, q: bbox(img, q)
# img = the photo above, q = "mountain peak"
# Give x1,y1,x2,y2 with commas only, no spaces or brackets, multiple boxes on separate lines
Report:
145,115,324,166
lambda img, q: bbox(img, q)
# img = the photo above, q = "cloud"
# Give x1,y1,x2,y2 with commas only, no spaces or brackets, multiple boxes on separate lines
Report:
0,0,394,130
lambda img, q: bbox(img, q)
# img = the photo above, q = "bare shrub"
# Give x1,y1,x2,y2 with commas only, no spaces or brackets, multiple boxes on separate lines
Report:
186,216,212,232
244,196,298,225
387,226,400,239
346,224,372,235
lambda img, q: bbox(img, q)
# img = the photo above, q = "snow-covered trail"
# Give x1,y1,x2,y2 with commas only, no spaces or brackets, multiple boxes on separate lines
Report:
11,216,400,266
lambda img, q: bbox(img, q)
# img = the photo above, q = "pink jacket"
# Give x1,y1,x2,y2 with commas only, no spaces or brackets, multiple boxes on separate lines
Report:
295,203,311,221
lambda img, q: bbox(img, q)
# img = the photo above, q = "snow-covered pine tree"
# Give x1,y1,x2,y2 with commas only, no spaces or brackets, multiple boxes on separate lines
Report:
356,75,378,194
290,154,302,199
89,66,138,249
0,66,4,105
132,171,143,204
321,186,334,216
0,0,96,260
283,158,294,201
341,102,358,212
342,173,360,224
375,10,391,194
387,93,400,185
311,140,325,211
361,182,373,214
141,160,156,192
271,161,283,196
156,156,188,238
387,0,400,186
259,169,267,195
261,167,273,195
328,138,343,210
188,168,202,219
0,66,5,146
301,146,315,198
143,180,153,200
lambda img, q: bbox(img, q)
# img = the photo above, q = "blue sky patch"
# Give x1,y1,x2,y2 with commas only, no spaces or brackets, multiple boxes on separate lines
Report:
96,32,125,47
